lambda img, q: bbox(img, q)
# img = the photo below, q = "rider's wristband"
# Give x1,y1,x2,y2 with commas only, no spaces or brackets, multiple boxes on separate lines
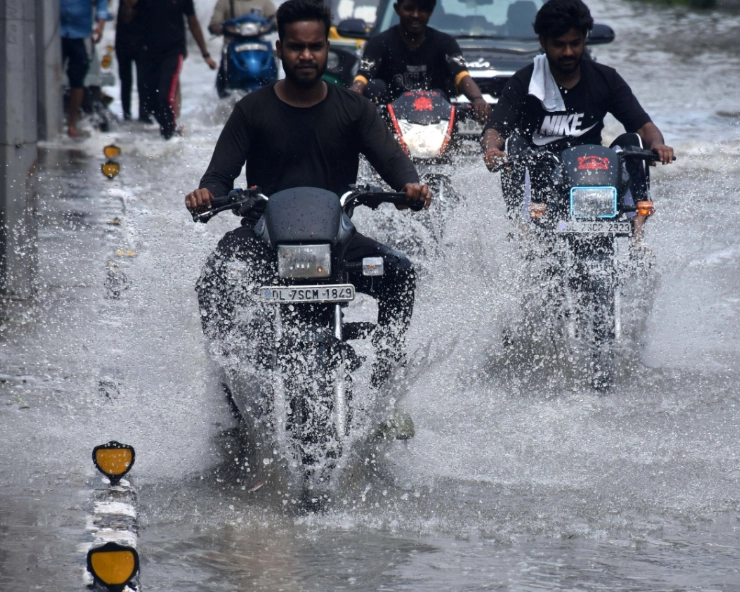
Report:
471,96,485,103
202,52,211,59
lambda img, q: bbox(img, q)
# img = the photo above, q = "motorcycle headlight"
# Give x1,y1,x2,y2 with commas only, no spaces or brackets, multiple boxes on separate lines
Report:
277,244,331,279
327,51,340,72
570,186,617,219
238,22,261,36
398,120,450,159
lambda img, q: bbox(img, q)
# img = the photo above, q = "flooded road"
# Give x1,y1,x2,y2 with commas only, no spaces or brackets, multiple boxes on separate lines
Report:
2,0,740,589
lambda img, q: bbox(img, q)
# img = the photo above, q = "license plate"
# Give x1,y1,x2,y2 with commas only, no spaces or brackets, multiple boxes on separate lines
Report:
555,220,632,235
259,284,355,303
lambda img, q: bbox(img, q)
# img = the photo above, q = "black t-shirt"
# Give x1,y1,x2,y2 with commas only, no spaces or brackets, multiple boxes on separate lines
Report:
356,26,469,100
485,60,651,152
199,83,419,198
139,0,195,56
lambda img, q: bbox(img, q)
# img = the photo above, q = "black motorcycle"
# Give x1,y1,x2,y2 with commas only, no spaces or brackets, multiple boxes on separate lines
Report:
506,139,669,389
194,186,422,505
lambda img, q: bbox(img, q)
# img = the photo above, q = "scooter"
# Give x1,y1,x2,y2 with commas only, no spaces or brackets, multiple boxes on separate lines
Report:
193,186,423,507
505,138,670,389
221,13,278,93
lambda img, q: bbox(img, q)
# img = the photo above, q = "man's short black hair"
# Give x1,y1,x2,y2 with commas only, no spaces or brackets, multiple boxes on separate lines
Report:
277,0,332,41
395,0,437,13
533,0,594,38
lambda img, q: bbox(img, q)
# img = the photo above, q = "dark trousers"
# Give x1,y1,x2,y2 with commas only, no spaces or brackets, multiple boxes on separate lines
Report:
141,51,183,139
216,56,229,97
609,132,649,204
115,40,148,120
196,224,416,377
61,37,89,88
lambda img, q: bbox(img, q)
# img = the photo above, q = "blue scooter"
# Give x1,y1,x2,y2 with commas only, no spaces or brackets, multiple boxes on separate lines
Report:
222,13,278,93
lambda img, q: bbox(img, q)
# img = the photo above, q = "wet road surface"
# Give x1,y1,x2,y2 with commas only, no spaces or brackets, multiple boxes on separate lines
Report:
2,0,740,589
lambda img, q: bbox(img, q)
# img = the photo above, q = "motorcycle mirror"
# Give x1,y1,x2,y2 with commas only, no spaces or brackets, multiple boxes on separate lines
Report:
336,18,368,39
87,542,139,592
102,161,120,179
586,23,615,45
104,145,121,159
92,441,135,485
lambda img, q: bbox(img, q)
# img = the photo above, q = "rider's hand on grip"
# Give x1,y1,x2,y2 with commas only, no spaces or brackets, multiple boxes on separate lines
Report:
186,188,214,214
399,183,431,211
484,148,508,172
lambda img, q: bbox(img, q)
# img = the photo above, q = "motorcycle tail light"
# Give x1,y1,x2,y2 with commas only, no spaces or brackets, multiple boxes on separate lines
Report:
277,244,331,279
530,203,547,219
636,200,655,216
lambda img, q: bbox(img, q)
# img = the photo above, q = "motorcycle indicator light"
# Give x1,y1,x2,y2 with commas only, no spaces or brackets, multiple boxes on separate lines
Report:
636,201,655,217
530,203,547,219
92,441,135,485
362,257,384,276
104,145,122,159
87,542,139,592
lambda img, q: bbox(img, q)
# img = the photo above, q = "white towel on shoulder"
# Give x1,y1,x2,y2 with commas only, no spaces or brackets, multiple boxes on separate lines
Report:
528,54,565,112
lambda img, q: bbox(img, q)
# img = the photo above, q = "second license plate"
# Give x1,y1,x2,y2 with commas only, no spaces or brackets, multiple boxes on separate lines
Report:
260,284,355,303
555,220,632,235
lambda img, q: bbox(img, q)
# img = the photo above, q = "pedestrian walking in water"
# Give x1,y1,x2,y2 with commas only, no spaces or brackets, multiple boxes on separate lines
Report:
127,0,217,140
209,0,277,98
60,0,111,137
115,0,150,122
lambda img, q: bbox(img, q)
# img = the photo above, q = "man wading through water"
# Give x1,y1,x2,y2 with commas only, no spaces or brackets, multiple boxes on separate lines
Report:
186,0,430,398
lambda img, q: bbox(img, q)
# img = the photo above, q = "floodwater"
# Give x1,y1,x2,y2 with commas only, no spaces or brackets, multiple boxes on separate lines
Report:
2,0,740,589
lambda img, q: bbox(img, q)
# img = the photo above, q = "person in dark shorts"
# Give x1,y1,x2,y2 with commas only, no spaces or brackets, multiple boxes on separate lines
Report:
350,0,490,123
128,0,217,139
482,0,674,227
115,0,149,122
60,0,111,137
185,0,431,387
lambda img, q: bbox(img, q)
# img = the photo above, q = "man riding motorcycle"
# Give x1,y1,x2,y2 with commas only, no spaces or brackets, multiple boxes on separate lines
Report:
209,0,278,98
349,0,491,123
481,0,674,231
186,0,430,389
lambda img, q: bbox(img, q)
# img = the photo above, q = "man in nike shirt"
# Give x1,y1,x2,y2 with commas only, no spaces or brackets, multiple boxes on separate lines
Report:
482,0,673,222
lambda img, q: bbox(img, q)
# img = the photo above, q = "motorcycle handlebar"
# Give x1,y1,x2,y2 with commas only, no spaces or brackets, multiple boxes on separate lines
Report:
192,187,424,224
342,188,425,212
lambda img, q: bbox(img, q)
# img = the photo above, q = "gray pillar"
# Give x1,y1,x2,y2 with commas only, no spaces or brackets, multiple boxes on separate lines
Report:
0,0,38,299
36,0,63,141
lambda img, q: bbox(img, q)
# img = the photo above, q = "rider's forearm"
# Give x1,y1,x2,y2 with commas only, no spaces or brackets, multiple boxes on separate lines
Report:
457,75,483,101
636,122,664,150
482,128,505,153
187,16,210,57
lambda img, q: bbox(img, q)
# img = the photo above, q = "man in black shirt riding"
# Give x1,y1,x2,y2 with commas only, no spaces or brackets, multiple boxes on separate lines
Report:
482,0,674,227
186,0,430,388
350,0,491,123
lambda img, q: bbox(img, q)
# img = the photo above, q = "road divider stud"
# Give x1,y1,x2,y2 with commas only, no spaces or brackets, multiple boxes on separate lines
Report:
92,441,135,486
87,541,139,592
102,145,121,179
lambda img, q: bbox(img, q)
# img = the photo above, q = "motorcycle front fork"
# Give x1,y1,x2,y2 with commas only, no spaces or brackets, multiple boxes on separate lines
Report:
333,304,348,439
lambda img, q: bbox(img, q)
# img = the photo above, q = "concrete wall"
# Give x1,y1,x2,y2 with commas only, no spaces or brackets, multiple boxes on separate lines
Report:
36,0,63,141
0,0,39,299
